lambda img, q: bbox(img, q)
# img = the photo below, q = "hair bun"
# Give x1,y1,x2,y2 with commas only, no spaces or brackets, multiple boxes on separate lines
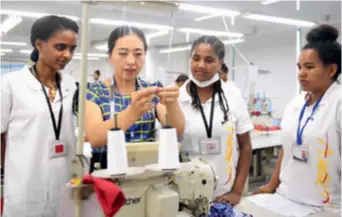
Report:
306,24,339,43
30,48,39,62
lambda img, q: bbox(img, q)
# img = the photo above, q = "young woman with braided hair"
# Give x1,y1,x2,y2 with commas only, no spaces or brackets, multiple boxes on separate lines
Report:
178,35,253,207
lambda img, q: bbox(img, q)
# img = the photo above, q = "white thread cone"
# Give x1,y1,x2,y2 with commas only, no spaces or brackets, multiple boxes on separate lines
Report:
158,128,180,170
107,130,128,175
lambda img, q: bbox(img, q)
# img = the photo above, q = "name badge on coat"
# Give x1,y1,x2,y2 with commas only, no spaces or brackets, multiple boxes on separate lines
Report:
292,146,308,162
49,140,68,159
199,137,221,155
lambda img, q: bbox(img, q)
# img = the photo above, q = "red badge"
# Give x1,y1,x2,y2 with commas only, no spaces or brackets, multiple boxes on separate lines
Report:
55,144,64,153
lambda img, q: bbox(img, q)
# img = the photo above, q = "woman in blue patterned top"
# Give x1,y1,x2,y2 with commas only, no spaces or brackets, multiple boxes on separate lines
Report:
81,26,185,172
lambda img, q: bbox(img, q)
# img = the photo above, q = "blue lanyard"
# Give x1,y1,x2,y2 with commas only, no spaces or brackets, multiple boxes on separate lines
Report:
296,96,322,145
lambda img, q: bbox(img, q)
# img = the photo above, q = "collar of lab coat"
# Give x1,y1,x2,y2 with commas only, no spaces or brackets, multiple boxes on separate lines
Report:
292,81,340,109
179,79,221,104
24,66,73,98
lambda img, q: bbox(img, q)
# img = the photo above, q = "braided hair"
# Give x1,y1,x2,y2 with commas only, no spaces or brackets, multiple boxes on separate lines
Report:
189,35,230,124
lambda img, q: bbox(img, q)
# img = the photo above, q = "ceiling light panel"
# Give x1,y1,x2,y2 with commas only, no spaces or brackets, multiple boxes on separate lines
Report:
178,3,241,17
73,56,100,61
159,38,244,54
178,28,244,38
261,0,281,5
195,14,220,22
0,16,22,37
1,49,13,53
19,49,32,54
90,18,173,30
146,30,169,39
74,53,107,58
95,44,107,52
0,9,79,21
0,41,27,46
223,38,245,45
243,13,315,27
159,46,192,54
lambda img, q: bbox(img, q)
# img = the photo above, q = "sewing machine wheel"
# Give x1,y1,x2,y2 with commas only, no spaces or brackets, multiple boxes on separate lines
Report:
91,167,146,179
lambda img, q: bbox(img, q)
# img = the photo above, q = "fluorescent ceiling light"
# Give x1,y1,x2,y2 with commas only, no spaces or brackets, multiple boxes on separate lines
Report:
94,31,169,51
178,28,243,38
243,13,315,27
178,3,240,17
73,56,100,61
0,41,27,46
0,16,22,36
146,30,169,39
74,53,107,58
95,44,107,52
20,49,32,54
261,0,281,5
296,0,300,10
1,49,13,53
222,38,245,45
19,50,106,58
90,18,173,30
94,30,169,50
159,38,244,54
159,46,191,54
195,14,220,22
0,9,79,21
1,53,5,56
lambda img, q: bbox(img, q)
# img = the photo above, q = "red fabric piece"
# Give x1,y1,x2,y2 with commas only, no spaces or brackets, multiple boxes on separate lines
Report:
0,197,3,215
83,174,126,217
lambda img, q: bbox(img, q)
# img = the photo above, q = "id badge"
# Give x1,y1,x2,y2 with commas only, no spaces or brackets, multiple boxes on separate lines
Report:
49,140,68,159
199,137,221,155
292,146,308,162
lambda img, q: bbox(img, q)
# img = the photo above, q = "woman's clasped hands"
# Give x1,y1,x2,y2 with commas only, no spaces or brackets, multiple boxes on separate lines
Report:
129,85,180,116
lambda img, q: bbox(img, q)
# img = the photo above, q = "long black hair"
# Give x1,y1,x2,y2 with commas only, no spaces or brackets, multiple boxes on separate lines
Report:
189,35,229,124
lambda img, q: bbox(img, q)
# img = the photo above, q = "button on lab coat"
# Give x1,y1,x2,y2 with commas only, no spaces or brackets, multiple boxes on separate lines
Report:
277,82,341,214
1,66,77,217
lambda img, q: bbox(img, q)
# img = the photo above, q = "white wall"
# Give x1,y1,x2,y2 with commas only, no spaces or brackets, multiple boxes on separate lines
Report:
62,58,112,83
232,45,297,118
146,48,190,86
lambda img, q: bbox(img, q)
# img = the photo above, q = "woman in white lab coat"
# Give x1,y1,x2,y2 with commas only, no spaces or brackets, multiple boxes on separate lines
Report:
178,35,253,206
1,15,78,217
237,25,341,217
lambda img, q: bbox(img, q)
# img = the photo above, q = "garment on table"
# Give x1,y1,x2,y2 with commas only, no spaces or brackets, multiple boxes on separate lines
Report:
208,202,252,217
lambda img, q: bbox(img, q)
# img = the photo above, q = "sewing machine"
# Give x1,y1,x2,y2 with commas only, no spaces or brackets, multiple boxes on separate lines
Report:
61,142,218,217
92,142,218,217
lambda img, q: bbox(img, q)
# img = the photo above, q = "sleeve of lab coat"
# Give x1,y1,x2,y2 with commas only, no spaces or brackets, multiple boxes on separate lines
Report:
1,76,12,133
235,90,254,135
336,97,341,156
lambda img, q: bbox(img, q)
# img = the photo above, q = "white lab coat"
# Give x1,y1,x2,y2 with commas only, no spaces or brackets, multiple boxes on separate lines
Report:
178,80,253,198
237,82,341,217
1,66,77,217
277,82,341,214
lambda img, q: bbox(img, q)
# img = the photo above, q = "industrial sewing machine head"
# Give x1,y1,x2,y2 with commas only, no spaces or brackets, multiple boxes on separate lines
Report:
91,142,218,217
